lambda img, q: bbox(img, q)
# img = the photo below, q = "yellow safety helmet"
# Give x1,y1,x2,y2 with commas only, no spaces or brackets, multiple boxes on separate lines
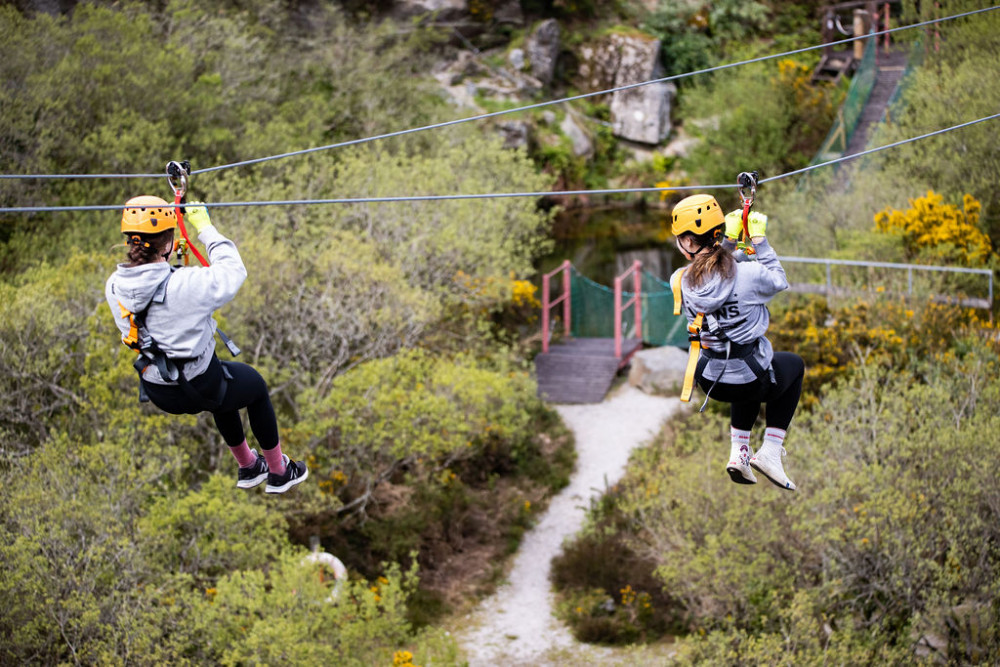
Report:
670,194,724,237
121,195,177,235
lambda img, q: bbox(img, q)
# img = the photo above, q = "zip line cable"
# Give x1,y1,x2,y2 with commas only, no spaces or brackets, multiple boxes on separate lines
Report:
757,112,1000,185
0,172,163,180
2,112,997,214
0,5,996,182
189,5,997,175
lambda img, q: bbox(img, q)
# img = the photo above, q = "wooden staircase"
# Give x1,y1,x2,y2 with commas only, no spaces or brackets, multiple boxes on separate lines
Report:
534,338,642,404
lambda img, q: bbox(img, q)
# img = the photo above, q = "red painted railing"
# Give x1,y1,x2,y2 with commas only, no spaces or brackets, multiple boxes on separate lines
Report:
613,260,642,359
541,260,571,354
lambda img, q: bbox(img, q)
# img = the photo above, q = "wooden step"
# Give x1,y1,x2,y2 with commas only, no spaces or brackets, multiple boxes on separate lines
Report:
534,352,621,404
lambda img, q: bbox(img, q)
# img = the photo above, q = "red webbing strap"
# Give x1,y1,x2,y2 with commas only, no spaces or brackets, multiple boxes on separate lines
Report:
174,191,209,267
741,199,757,257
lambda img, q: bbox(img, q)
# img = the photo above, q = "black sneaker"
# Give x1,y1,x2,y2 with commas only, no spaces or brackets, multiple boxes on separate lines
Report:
236,449,269,489
265,455,309,494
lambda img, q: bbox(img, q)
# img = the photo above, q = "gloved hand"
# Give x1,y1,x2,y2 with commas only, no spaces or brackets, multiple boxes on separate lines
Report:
747,210,768,238
184,202,213,233
724,209,743,240
724,209,768,239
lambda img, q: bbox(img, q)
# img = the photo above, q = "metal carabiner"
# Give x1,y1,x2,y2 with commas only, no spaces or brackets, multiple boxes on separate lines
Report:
166,160,190,199
737,171,758,209
736,171,760,258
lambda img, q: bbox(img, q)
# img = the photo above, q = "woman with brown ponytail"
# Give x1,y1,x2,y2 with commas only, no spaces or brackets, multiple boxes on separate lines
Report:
669,194,804,491
106,195,308,494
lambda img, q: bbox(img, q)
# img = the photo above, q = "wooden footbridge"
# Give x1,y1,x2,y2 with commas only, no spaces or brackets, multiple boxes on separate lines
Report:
534,260,645,404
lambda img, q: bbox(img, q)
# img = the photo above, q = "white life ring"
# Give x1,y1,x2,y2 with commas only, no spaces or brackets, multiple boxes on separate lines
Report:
303,551,348,601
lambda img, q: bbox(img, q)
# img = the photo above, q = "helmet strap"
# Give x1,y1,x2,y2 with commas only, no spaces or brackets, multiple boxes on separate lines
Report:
128,234,151,249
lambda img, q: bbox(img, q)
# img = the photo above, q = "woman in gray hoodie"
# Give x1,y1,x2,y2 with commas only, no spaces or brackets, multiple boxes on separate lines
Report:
669,194,804,491
106,196,308,494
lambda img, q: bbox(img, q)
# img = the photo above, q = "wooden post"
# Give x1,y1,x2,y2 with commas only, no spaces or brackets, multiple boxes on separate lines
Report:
632,260,642,343
562,261,571,340
853,8,867,60
883,2,890,53
934,2,940,53
541,272,551,354
613,275,623,359
540,259,571,354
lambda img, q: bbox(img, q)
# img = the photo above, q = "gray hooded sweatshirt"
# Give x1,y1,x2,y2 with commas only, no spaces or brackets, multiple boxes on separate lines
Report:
670,238,788,384
105,225,247,384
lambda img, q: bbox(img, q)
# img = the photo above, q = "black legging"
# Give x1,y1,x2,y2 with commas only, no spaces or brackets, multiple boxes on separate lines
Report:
697,351,805,431
142,357,280,450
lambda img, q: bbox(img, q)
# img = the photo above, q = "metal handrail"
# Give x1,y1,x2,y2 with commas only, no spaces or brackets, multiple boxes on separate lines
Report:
780,255,994,307
541,260,571,354
614,260,643,359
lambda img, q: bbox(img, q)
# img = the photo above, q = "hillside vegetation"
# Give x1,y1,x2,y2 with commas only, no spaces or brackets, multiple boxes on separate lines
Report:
2,0,999,664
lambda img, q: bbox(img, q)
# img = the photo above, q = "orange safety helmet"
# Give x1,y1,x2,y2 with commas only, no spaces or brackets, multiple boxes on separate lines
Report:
670,194,724,237
121,195,177,235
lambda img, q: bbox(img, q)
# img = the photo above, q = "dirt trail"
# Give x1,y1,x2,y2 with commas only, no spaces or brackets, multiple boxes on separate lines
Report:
454,385,681,666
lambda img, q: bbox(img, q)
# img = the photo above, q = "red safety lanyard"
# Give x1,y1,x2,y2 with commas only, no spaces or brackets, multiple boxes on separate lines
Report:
166,161,209,267
737,171,758,258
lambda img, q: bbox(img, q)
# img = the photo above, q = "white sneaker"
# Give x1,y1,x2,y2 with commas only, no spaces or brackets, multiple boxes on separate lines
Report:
750,442,796,491
726,442,757,484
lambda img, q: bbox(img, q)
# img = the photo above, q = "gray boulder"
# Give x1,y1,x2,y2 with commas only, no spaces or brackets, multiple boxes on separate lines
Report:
575,33,675,145
390,0,468,21
559,113,592,158
609,36,674,145
498,121,530,150
628,346,691,396
508,48,526,71
526,19,560,86
492,0,525,26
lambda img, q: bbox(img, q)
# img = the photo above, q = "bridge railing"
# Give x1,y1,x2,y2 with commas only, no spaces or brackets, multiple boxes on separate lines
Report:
613,260,643,360
540,260,571,354
782,256,994,312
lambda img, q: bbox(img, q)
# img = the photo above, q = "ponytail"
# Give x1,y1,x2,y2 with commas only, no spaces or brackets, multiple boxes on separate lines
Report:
126,229,174,266
684,241,735,289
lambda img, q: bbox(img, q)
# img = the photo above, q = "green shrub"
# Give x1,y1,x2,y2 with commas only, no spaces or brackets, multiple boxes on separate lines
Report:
558,332,1000,661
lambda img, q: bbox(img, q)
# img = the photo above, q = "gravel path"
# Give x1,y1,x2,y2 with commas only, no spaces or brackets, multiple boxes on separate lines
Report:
454,385,682,666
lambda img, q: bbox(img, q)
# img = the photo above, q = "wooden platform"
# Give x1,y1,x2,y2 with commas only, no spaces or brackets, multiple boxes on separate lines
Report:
534,337,642,404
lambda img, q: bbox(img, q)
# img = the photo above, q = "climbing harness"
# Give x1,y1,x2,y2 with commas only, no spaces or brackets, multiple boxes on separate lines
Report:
116,268,237,408
166,160,210,268
736,171,759,258
670,267,775,408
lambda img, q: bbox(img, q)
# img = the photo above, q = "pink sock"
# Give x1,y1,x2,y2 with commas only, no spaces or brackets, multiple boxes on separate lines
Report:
262,444,286,475
229,440,257,468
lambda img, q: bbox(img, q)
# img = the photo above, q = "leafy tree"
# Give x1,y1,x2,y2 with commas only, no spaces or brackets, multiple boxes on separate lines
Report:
864,2,1000,245
678,59,841,188
294,348,541,518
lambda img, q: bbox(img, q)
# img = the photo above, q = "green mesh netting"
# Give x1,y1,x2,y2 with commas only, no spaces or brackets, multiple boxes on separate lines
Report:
884,38,926,120
812,37,878,162
569,268,688,347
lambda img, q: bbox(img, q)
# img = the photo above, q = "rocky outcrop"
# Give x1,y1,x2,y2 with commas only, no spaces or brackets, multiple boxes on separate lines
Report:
525,19,560,87
576,32,675,145
499,121,530,150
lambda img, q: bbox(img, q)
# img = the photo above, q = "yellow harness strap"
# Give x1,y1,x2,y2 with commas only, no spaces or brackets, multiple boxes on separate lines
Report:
671,268,704,403
118,301,140,350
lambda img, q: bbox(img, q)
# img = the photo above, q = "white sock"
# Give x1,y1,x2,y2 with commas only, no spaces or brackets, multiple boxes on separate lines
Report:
730,427,752,461
763,427,787,452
